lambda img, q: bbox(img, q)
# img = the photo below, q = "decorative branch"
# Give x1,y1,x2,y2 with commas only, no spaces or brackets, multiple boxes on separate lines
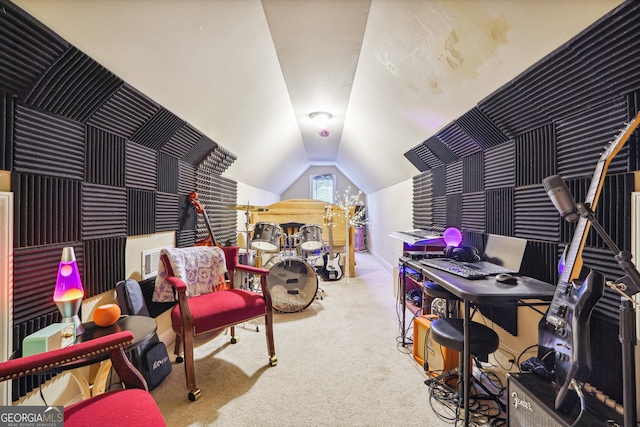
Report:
334,186,367,227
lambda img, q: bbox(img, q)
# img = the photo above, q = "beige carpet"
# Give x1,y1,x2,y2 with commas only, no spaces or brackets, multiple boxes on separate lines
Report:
151,252,455,427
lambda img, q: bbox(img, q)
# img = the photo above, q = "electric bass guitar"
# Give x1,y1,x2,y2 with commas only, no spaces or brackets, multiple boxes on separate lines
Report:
319,206,343,281
538,111,640,413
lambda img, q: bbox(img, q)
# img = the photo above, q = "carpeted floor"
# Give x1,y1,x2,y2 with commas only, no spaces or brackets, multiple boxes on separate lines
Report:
150,252,469,426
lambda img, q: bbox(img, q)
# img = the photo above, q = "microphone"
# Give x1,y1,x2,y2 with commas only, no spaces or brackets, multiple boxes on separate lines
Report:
542,175,580,222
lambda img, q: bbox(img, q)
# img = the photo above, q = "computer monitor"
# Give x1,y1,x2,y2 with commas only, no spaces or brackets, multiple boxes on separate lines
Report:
482,234,527,271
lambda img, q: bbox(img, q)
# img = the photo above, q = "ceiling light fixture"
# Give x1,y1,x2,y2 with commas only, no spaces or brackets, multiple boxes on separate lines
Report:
309,112,332,137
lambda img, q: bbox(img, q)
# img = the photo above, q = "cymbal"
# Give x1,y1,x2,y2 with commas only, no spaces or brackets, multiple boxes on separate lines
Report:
226,204,269,212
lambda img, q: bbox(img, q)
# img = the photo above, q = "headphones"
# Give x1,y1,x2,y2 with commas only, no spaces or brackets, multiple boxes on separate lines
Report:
405,289,422,307
444,245,480,262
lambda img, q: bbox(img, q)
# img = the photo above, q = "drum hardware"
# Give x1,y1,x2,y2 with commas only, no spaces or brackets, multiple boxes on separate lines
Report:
226,204,270,212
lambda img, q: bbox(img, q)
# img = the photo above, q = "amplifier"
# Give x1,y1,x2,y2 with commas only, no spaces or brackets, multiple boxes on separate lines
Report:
507,373,622,427
413,315,459,377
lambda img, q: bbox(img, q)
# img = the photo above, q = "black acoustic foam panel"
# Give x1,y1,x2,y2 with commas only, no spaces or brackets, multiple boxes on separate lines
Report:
0,1,69,94
483,141,515,190
445,194,462,229
83,237,126,297
176,229,197,248
514,185,559,242
412,171,434,229
445,161,463,195
125,142,158,190
455,107,509,149
157,152,179,194
21,47,123,123
85,126,126,187
182,135,217,165
12,173,81,248
436,121,482,159
162,122,206,160
130,108,183,150
87,84,160,139
431,196,447,228
484,188,514,236
178,160,197,196
515,124,556,187
81,183,128,240
127,189,156,236
156,192,179,232
431,166,446,197
14,103,85,180
424,135,458,164
462,152,483,193
555,98,629,179
0,91,13,171
461,192,485,233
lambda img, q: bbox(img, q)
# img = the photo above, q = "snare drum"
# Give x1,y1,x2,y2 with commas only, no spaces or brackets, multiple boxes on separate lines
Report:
251,222,282,251
264,255,318,313
298,224,324,251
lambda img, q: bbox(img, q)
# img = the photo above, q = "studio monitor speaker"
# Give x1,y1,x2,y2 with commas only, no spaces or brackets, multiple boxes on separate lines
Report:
413,315,459,377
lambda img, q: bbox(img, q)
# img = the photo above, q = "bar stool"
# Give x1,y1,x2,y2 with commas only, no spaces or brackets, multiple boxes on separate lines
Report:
429,317,502,416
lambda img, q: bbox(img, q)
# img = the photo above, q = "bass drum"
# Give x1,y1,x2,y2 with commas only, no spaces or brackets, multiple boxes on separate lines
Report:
265,255,318,313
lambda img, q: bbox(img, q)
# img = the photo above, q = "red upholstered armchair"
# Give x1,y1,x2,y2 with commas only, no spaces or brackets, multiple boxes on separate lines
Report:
157,245,276,401
0,331,166,427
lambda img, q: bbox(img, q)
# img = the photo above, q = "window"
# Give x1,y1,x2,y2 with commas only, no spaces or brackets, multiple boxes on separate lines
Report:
311,174,335,203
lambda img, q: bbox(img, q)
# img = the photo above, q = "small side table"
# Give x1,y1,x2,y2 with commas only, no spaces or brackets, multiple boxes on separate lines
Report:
76,315,157,396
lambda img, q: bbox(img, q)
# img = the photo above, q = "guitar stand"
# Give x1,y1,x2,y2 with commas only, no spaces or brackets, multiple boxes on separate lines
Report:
576,202,640,427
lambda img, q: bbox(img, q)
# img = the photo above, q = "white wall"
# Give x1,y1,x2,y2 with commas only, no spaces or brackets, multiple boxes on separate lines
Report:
236,181,281,238
281,165,364,203
366,179,413,272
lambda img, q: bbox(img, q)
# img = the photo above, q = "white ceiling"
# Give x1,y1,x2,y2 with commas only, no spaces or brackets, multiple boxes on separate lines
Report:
14,0,624,195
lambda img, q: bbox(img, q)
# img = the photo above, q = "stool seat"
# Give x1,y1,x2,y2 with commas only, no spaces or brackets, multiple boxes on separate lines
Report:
430,318,499,356
423,281,461,300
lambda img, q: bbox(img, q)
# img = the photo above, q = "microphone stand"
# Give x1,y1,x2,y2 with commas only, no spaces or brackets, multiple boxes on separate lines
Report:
576,202,640,427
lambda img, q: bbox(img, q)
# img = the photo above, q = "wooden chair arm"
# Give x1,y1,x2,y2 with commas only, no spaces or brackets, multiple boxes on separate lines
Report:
166,276,188,292
234,264,269,276
0,331,147,390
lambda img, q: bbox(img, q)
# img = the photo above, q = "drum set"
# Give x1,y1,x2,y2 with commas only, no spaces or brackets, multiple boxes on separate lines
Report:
229,204,324,314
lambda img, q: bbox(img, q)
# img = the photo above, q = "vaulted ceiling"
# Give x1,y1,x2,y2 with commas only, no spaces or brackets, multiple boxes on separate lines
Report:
13,0,624,195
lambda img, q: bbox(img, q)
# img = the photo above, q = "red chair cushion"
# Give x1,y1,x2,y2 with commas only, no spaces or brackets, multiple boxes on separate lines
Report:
171,289,267,335
65,389,166,427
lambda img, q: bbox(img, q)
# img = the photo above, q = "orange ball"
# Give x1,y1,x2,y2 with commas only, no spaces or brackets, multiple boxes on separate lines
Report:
94,304,121,327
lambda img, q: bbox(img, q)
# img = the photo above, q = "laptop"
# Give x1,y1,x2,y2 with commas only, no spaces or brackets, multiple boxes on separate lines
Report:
460,234,527,275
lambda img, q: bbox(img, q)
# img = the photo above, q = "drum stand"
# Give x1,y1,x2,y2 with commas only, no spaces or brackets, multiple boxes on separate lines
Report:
239,205,261,332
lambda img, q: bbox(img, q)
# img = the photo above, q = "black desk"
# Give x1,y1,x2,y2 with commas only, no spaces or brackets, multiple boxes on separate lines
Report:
400,257,556,426
77,315,157,350
76,315,157,395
